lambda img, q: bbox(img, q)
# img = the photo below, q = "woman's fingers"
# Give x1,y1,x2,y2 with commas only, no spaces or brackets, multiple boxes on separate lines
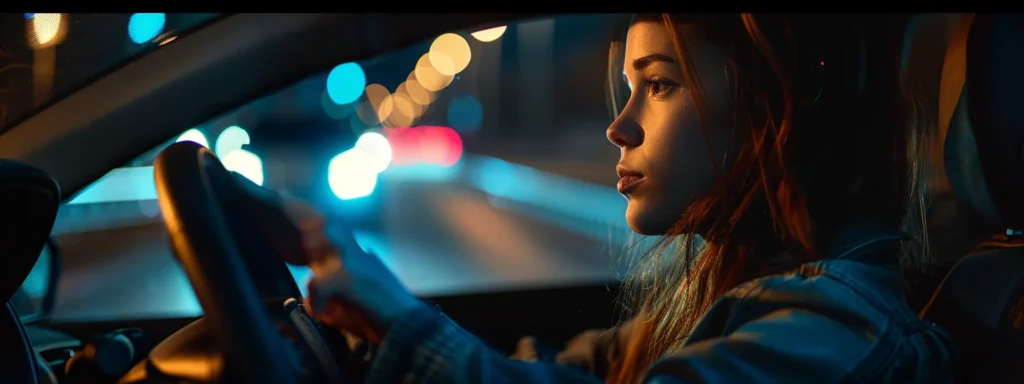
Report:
306,258,345,313
306,296,384,343
554,329,605,372
306,276,385,344
282,196,418,344
510,337,539,361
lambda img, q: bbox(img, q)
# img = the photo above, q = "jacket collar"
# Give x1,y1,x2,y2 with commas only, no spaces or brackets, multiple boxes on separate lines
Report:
826,221,910,266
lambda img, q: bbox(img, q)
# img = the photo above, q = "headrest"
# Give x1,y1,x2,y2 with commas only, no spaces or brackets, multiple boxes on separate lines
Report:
964,15,1024,230
0,160,59,301
942,14,1024,231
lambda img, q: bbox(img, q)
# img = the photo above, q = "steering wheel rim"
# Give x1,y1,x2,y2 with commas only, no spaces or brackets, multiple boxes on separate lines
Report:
154,142,299,383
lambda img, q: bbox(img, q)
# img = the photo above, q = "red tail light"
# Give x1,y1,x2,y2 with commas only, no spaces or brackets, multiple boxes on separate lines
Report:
384,126,463,167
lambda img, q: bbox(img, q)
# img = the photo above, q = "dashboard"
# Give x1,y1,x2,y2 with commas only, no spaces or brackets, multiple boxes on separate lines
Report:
26,298,346,383
25,325,83,383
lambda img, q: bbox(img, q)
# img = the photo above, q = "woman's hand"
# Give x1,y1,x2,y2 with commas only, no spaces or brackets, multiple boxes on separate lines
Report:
284,199,421,344
512,319,635,378
510,330,609,372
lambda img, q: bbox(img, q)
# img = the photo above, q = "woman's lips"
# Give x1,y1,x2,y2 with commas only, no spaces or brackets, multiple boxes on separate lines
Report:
617,175,645,195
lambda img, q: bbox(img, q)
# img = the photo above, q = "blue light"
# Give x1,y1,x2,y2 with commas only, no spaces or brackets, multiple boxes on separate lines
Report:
469,157,519,197
463,155,625,227
68,166,158,204
446,95,483,133
24,13,34,20
326,62,366,105
128,13,166,44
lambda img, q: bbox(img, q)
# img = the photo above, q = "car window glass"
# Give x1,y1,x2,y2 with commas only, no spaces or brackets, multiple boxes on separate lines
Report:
0,13,220,130
48,14,641,321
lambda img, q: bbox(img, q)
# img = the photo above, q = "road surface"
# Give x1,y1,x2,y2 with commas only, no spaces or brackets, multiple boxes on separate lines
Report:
48,157,634,322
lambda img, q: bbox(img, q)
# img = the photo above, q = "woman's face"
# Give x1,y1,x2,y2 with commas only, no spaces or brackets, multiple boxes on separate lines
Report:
608,21,734,235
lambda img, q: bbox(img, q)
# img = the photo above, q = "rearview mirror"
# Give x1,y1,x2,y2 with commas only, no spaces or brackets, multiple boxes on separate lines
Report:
11,238,61,323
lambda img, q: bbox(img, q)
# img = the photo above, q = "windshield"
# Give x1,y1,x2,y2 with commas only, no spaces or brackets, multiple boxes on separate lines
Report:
0,13,219,129
48,14,638,321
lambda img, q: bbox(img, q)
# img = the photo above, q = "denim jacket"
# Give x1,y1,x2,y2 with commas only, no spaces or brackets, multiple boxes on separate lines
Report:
365,225,956,383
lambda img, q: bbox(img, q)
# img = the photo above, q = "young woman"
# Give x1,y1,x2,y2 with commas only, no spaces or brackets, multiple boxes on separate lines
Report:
294,13,955,383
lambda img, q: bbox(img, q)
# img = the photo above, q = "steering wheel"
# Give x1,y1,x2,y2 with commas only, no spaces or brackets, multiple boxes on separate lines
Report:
151,142,344,383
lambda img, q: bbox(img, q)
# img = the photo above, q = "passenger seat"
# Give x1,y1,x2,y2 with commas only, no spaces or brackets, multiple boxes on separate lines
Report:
920,14,1024,383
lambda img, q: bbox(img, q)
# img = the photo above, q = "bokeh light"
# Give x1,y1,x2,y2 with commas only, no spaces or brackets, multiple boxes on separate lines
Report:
429,33,472,76
420,126,463,166
356,84,391,125
447,95,483,133
326,62,366,105
395,81,428,119
214,125,250,158
386,126,463,167
471,26,507,42
382,92,418,128
356,131,393,173
328,148,378,200
176,128,209,148
401,77,434,106
128,13,166,44
221,149,264,186
387,127,421,166
414,54,453,92
27,13,67,49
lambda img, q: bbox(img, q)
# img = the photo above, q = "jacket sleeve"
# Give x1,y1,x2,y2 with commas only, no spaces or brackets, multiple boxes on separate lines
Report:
642,274,894,384
641,307,881,383
367,276,890,384
366,302,605,384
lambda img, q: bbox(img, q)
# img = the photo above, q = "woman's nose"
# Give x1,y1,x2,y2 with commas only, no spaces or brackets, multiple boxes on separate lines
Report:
606,117,643,149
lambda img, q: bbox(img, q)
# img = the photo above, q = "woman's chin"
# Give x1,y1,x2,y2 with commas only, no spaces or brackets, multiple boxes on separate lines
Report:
625,204,674,236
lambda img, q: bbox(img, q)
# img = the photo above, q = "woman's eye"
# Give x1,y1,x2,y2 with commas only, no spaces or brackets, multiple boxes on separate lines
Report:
643,77,677,98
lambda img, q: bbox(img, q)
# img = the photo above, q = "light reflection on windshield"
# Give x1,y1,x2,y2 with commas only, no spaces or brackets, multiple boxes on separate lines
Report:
0,13,220,129
46,14,633,321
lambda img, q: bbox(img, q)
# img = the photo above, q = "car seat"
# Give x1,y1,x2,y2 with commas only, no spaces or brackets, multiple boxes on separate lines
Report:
920,14,1024,383
0,160,60,383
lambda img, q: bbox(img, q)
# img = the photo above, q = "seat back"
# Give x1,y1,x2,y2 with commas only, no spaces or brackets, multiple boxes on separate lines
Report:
922,14,1024,383
0,159,60,384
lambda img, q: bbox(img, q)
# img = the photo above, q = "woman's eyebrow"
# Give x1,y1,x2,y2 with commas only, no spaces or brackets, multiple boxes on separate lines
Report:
632,53,676,70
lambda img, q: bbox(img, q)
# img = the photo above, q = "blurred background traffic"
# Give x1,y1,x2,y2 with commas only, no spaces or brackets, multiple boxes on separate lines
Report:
2,13,652,321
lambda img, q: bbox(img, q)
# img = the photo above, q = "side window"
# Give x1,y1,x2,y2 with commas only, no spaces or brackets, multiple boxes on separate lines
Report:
50,14,631,321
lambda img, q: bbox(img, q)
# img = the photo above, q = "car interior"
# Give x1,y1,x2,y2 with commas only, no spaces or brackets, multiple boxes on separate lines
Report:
920,13,1024,383
0,12,1020,383
0,160,60,383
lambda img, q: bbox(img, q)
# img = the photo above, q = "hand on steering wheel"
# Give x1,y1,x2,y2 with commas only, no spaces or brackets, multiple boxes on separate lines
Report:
282,199,422,344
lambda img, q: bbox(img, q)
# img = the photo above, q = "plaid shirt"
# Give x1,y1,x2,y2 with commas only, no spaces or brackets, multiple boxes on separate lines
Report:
366,229,955,383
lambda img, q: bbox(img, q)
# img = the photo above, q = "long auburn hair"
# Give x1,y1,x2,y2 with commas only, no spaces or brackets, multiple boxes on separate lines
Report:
605,13,928,383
